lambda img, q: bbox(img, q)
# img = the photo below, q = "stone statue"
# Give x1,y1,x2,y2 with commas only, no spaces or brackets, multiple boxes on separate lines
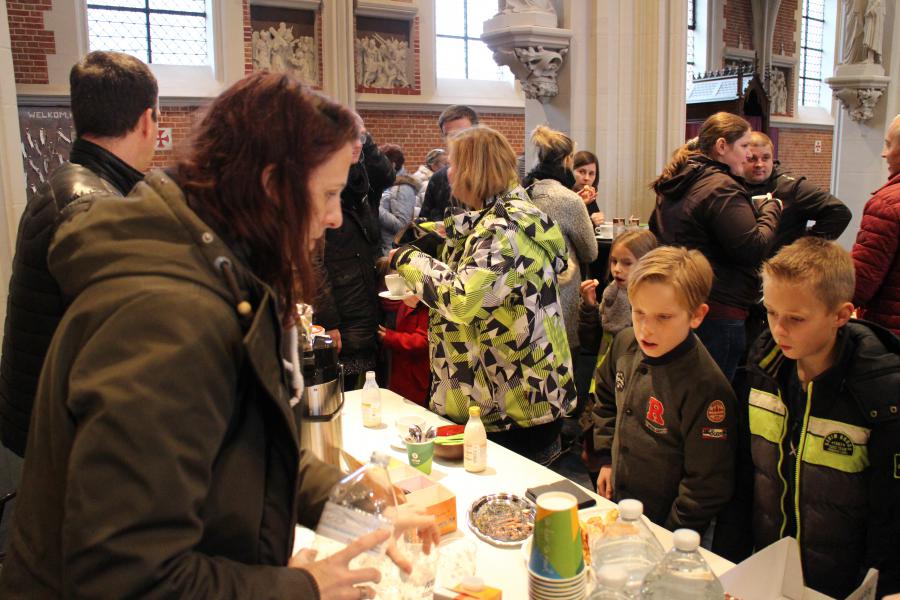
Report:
354,34,411,89
769,68,788,114
840,0,866,64
501,0,556,15
513,45,567,101
251,22,316,85
251,30,271,71
862,0,884,64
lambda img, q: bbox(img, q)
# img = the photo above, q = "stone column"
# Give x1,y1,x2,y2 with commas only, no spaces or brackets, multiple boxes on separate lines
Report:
322,0,356,108
0,0,25,333
832,1,898,249
485,1,687,219
566,0,688,220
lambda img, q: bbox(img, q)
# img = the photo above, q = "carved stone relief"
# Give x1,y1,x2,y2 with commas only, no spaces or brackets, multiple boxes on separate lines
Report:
354,34,411,89
834,87,884,122
250,6,318,86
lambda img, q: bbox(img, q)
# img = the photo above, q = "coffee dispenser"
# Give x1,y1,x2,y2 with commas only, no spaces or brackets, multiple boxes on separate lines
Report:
295,335,344,467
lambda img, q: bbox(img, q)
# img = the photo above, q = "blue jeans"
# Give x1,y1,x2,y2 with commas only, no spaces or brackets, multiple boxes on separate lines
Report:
695,318,746,382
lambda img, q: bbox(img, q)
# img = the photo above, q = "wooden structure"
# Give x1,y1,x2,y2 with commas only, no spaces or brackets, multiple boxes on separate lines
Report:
685,63,770,138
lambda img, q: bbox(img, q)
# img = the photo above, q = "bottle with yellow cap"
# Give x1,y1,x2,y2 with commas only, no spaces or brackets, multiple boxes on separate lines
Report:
463,405,487,473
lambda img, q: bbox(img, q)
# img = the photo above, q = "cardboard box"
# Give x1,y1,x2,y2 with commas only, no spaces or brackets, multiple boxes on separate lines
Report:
720,537,878,600
341,450,458,536
433,583,502,600
392,470,458,536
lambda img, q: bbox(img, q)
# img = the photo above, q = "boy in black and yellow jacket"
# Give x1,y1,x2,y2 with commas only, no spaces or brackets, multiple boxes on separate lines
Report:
587,246,736,535
726,237,899,599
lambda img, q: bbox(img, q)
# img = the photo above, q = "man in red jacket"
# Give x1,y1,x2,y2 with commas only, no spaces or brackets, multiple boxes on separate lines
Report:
851,114,900,335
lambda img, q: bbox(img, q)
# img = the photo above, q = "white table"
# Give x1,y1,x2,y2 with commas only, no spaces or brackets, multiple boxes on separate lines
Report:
302,389,733,597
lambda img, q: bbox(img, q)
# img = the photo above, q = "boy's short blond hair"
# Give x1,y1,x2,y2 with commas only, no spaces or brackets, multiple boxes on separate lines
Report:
761,237,855,310
628,246,713,312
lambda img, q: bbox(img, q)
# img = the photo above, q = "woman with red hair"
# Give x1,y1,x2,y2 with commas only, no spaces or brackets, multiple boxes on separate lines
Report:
1,72,436,600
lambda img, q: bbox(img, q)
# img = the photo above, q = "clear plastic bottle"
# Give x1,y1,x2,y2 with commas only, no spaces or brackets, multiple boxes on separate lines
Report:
590,499,664,597
640,529,724,600
463,406,487,473
361,371,381,428
315,451,397,554
587,565,631,599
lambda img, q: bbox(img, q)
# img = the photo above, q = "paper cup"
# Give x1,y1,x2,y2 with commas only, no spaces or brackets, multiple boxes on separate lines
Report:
528,492,584,580
406,439,434,475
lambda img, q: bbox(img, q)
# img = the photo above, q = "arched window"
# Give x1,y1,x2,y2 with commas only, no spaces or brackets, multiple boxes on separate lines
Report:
687,0,708,90
435,0,513,82
86,0,209,66
799,0,836,110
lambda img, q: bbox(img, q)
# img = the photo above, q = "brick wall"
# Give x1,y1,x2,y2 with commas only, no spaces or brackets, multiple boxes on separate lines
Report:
723,0,797,56
775,0,797,56
242,0,252,74
723,0,753,50
357,109,525,168
775,127,833,192
8,0,54,84
150,105,204,170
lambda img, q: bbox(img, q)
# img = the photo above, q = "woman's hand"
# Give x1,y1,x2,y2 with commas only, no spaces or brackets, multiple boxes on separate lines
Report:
580,279,600,308
377,325,387,341
384,510,440,573
325,329,342,353
590,212,605,227
597,465,613,500
577,185,597,205
293,528,389,600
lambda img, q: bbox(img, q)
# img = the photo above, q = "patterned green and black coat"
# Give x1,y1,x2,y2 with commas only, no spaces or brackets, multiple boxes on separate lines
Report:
393,187,577,432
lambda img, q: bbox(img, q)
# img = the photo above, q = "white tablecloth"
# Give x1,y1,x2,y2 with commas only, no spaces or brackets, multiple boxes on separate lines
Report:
298,388,734,597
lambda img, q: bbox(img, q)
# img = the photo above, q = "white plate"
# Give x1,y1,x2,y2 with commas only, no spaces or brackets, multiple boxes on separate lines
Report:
389,435,407,450
379,290,415,301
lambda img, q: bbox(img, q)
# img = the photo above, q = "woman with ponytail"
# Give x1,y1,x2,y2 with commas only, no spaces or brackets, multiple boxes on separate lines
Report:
649,112,783,380
524,125,598,353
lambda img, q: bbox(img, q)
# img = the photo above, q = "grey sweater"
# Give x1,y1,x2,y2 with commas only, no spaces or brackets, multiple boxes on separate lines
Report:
528,178,598,348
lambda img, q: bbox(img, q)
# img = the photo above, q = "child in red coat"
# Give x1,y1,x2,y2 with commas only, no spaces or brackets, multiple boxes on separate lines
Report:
379,294,430,406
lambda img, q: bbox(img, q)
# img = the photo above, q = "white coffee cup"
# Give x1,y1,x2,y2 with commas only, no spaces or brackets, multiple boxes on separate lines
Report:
385,273,408,296
595,223,614,238
395,415,426,439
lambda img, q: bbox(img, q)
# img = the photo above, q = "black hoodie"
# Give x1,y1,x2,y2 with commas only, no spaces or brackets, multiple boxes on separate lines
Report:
649,155,782,311
745,162,851,254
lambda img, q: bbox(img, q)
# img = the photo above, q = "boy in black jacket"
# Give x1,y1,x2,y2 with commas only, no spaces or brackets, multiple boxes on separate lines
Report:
587,246,736,535
727,237,899,599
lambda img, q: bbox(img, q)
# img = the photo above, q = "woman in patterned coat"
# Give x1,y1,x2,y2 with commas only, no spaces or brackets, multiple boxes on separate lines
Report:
391,126,577,465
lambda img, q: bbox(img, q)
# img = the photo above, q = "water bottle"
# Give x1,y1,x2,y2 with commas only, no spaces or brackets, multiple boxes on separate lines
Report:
315,451,397,554
640,529,724,600
587,565,631,599
590,499,664,597
361,371,381,428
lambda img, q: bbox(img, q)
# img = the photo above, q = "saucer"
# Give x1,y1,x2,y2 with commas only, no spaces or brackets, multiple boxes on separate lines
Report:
389,435,407,450
379,290,415,301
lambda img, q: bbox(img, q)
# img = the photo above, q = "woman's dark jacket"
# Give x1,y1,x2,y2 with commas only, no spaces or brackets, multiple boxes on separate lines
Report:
649,155,782,310
0,139,143,457
0,171,342,598
314,137,394,357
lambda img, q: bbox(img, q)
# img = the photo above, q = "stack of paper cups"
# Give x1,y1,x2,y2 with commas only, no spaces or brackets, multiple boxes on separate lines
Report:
528,491,586,599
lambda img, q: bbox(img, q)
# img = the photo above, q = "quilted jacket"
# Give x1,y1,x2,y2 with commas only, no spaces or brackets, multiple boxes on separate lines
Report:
393,187,577,432
852,172,900,335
